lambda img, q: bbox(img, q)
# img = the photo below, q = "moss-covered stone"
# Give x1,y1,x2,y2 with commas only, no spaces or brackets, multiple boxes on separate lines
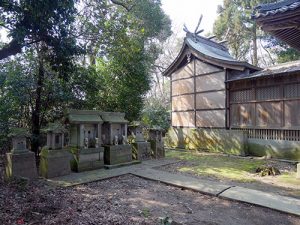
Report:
165,127,247,156
39,148,71,178
248,139,300,161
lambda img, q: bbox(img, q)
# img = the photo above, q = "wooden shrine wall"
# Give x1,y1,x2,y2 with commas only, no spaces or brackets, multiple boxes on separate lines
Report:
171,58,226,128
229,74,300,130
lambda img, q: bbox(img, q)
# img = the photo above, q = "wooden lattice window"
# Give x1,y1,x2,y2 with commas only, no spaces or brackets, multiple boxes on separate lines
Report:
284,83,300,98
230,89,254,103
256,86,281,101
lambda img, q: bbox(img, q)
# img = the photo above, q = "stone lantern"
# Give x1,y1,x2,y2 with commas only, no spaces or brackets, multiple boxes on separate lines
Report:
5,128,38,179
100,112,132,165
148,126,165,159
39,123,71,178
128,121,151,160
66,109,104,172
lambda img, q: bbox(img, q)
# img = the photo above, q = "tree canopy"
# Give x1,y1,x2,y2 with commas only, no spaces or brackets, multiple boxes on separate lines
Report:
0,0,171,154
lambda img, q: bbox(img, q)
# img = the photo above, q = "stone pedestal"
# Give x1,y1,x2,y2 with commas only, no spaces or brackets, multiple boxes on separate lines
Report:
39,149,72,178
297,163,300,179
71,147,104,172
150,140,165,159
104,145,132,165
5,151,38,180
132,142,151,160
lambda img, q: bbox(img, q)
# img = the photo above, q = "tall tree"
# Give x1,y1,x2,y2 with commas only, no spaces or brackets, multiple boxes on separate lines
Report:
76,0,172,120
0,0,80,156
213,0,274,66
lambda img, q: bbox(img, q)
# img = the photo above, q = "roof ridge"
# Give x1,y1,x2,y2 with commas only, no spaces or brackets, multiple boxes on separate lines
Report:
185,32,228,52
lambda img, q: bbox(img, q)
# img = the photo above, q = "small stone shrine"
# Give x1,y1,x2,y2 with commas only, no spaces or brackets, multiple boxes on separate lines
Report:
129,121,151,160
66,110,104,172
148,126,165,159
5,128,38,179
101,112,132,165
39,123,71,178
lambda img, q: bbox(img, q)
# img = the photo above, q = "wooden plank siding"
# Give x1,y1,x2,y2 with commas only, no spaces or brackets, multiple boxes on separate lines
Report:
229,74,300,129
171,58,226,128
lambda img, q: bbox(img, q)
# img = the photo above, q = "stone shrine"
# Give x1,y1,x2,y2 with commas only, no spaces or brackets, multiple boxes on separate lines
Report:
5,128,38,179
148,127,165,159
39,123,71,178
101,112,132,165
129,122,151,160
67,110,104,172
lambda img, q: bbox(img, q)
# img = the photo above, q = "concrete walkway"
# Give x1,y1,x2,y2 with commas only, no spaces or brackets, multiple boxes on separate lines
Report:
48,159,300,217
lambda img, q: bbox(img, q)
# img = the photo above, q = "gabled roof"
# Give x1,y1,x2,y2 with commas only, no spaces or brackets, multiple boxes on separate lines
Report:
67,109,103,124
253,0,300,51
227,60,300,82
163,32,260,77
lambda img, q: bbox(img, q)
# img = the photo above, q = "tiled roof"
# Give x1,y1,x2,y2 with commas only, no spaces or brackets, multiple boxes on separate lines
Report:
227,60,300,82
253,0,300,18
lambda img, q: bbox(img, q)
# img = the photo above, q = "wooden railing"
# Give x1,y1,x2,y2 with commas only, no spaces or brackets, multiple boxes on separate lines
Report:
232,128,300,141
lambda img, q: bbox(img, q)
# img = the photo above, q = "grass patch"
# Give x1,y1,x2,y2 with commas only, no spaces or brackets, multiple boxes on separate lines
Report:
166,150,265,182
278,172,300,186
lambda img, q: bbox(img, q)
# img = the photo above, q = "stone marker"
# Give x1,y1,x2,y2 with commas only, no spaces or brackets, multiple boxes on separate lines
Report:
148,126,165,159
5,128,38,180
39,123,72,178
297,163,300,179
129,121,151,161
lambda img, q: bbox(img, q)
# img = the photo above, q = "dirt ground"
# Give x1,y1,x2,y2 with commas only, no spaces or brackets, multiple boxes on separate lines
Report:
0,173,300,225
159,156,300,199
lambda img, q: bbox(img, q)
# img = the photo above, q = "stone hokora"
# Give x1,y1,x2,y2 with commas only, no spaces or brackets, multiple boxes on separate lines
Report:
5,128,38,180
129,121,151,161
101,112,132,165
148,126,165,159
66,109,105,172
39,123,72,178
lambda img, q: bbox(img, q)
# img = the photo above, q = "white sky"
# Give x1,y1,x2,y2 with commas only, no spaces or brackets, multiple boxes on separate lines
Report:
161,0,223,37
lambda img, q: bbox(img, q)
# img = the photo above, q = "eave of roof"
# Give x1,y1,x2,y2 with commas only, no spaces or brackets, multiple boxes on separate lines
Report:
100,112,128,124
163,33,261,77
227,60,300,82
253,0,300,19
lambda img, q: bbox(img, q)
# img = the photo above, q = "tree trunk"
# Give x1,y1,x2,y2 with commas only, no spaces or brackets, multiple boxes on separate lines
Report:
31,56,44,162
252,22,258,66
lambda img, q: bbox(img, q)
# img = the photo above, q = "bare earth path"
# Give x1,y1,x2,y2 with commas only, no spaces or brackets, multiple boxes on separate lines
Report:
1,174,300,225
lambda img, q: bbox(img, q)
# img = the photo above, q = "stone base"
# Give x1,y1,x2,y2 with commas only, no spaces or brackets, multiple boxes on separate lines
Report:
297,163,300,179
132,142,151,160
5,151,38,180
104,145,132,165
71,147,104,172
39,149,72,178
150,141,165,159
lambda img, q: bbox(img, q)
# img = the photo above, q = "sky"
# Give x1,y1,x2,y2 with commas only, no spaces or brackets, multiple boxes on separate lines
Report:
161,0,223,37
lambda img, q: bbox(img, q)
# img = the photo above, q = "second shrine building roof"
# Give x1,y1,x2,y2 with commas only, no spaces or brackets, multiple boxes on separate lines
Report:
163,32,261,77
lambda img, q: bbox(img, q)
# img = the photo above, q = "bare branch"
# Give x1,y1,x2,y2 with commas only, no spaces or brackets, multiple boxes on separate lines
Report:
110,0,134,11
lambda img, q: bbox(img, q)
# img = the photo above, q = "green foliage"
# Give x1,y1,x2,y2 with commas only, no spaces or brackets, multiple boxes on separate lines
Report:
141,97,170,131
213,0,275,65
79,0,171,121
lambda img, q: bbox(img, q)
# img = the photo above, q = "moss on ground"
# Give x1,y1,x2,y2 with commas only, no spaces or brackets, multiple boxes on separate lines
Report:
165,150,300,190
166,150,263,182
